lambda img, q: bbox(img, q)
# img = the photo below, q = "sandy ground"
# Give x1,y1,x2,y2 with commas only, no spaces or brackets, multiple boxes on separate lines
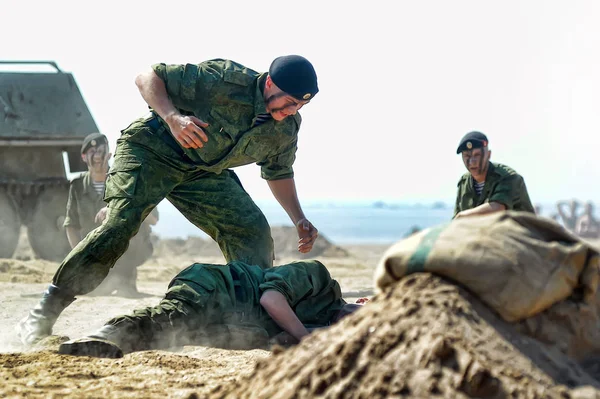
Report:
3,228,600,398
0,229,386,398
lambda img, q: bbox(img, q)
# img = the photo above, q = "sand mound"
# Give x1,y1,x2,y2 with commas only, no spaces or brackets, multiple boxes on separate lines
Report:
153,226,349,261
214,274,600,399
271,226,349,259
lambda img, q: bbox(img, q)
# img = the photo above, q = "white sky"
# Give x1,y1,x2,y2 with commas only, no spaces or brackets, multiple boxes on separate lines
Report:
2,0,599,204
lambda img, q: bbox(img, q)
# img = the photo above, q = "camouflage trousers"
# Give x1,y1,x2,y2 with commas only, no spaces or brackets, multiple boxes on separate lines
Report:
52,132,274,295
91,234,153,293
98,275,268,352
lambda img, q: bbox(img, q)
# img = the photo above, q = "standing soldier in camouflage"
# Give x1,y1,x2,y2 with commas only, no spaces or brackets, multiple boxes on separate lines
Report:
18,55,321,345
454,131,535,219
64,133,158,297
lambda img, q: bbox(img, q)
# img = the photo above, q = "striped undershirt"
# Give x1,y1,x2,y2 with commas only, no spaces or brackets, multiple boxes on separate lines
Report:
474,181,485,196
92,181,105,196
253,113,272,127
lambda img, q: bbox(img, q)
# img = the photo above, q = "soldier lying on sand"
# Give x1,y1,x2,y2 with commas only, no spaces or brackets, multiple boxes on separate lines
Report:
58,260,364,358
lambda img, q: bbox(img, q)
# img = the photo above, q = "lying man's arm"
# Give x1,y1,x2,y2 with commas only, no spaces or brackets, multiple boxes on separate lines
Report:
260,290,309,341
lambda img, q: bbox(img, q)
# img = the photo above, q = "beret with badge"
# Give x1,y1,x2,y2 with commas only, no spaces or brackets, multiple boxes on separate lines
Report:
81,133,108,154
269,55,319,101
456,131,489,154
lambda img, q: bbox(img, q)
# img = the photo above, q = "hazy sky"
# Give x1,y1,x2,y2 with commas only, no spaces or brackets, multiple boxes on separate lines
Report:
3,0,599,204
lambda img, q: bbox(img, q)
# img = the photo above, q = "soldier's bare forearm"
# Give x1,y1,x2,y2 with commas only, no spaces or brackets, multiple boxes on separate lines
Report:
134,70,179,122
267,178,306,224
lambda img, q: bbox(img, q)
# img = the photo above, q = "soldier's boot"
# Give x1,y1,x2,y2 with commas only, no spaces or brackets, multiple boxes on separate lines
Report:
58,337,123,358
58,323,139,359
17,284,75,346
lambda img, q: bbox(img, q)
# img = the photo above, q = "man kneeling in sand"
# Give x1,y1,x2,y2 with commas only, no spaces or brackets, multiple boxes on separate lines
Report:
58,260,363,358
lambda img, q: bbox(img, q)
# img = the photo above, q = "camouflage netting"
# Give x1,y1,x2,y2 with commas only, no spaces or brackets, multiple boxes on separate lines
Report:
211,274,600,399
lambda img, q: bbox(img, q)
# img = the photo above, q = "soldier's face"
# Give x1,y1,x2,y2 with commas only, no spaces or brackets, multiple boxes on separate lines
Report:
462,148,490,177
82,144,108,168
265,92,308,121
264,77,309,121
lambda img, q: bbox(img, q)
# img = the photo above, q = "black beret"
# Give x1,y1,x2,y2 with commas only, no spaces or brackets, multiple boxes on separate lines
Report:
456,131,489,154
269,55,319,101
81,133,108,154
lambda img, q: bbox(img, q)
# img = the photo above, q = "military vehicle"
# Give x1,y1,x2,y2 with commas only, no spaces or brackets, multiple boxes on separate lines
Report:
0,61,100,260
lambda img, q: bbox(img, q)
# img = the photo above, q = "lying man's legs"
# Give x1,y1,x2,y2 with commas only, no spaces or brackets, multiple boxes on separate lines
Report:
58,261,366,358
59,270,229,358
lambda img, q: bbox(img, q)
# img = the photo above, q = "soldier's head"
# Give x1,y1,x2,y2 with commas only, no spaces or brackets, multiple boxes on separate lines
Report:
457,131,491,181
264,55,319,121
81,133,109,170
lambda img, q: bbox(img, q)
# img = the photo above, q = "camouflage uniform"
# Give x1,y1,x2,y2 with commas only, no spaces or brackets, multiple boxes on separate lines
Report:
64,171,158,291
61,260,346,354
454,162,535,217
53,59,301,295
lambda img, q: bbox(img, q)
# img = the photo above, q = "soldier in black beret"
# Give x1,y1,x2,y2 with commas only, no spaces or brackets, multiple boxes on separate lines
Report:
454,131,535,219
269,55,319,101
18,55,322,345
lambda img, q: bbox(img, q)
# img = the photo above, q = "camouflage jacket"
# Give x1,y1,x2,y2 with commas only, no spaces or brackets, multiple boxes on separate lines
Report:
170,260,346,336
122,59,301,181
454,162,535,217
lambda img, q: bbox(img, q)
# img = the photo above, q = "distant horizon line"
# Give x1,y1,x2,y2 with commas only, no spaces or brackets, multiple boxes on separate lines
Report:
249,198,566,205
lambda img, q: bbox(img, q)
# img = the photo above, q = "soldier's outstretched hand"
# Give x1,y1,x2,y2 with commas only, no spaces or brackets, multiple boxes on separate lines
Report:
167,114,209,149
296,218,318,253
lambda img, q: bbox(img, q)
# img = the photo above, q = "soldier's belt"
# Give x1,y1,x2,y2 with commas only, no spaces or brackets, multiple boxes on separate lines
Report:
145,112,189,159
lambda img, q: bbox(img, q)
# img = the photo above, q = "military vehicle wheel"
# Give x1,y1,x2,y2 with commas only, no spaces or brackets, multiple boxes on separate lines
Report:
0,191,21,258
27,187,71,261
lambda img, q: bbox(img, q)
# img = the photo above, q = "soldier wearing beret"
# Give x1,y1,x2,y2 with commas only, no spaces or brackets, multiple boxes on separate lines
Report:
63,133,158,297
454,131,535,219
58,260,363,358
19,55,322,344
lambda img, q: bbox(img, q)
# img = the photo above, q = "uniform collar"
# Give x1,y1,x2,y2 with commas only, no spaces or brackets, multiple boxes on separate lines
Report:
253,73,269,116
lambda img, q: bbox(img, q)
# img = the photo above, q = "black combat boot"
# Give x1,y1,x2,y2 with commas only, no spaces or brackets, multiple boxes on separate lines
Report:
58,323,139,358
17,284,75,345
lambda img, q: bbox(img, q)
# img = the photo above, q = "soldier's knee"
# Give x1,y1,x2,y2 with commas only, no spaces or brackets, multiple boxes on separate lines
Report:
103,208,145,238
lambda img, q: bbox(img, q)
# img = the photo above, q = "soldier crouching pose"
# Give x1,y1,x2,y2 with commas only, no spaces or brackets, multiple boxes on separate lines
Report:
58,260,363,358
